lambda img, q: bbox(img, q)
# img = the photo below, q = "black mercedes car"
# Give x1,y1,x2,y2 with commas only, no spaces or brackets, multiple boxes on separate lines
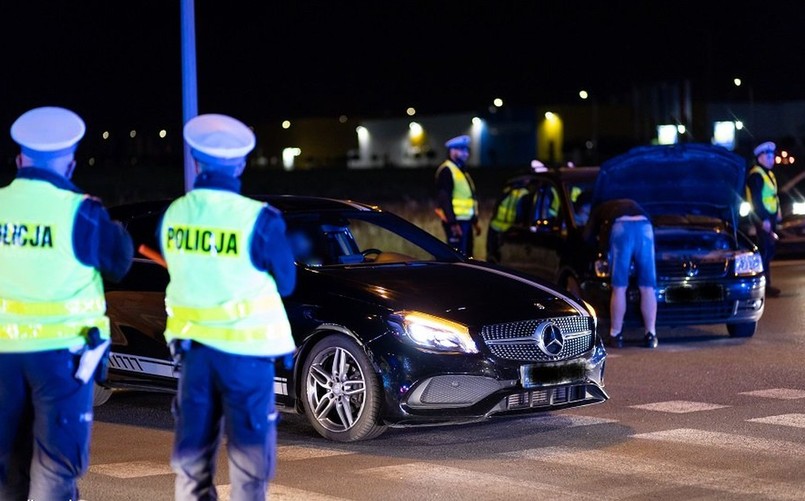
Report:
495,143,766,338
97,195,608,442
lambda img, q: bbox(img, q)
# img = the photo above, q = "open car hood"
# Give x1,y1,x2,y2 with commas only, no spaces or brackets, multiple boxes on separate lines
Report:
592,143,747,218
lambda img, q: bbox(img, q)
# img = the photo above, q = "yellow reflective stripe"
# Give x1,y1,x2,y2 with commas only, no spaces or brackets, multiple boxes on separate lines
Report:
166,317,288,343
0,317,109,340
0,298,105,316
167,296,283,323
453,198,475,218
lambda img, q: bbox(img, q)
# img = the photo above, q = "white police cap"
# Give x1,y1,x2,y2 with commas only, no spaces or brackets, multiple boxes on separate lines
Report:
445,134,471,149
754,141,776,157
11,106,85,160
184,113,256,166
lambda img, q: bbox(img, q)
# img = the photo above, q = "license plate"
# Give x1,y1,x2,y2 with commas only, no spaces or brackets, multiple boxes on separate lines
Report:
520,362,585,388
665,284,724,303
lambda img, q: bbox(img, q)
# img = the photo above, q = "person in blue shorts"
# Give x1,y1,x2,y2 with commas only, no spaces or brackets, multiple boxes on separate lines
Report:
584,198,657,348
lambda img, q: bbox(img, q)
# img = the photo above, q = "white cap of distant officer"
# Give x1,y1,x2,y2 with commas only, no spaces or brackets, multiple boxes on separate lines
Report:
754,141,776,169
11,106,85,179
184,113,256,176
445,134,471,167
445,134,470,150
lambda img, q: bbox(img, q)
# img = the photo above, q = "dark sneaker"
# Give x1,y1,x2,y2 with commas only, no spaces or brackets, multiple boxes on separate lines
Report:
766,286,781,298
608,333,624,348
644,332,658,349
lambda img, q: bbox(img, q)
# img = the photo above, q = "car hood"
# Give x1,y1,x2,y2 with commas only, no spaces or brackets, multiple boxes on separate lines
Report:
305,262,589,326
592,143,746,216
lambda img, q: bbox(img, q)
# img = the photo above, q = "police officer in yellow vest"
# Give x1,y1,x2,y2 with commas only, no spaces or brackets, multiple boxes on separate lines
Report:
159,113,296,501
0,106,133,501
746,141,782,297
435,135,481,257
486,179,536,263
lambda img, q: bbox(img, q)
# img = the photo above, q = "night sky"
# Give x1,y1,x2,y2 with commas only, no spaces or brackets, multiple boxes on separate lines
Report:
2,1,805,132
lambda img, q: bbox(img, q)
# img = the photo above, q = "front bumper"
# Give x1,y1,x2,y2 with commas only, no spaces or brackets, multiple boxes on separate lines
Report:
374,337,608,427
583,275,765,328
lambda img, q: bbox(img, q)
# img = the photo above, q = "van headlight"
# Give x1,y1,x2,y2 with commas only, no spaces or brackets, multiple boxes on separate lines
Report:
734,251,764,276
390,310,478,354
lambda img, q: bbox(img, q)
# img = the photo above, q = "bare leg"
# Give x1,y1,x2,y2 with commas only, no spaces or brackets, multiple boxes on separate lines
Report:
609,286,627,335
638,286,656,333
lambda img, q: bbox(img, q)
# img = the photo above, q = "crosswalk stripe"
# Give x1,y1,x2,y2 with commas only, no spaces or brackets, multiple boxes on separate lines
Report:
629,400,728,413
360,463,601,500
277,444,355,461
740,388,805,399
89,460,172,478
748,413,805,428
633,428,805,456
504,444,802,500
216,483,352,501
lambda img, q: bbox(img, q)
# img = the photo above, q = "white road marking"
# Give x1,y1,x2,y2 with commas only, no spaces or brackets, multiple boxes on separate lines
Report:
89,460,172,478
361,462,601,500
277,444,355,461
216,483,352,501
504,444,802,500
630,400,729,413
748,413,805,428
634,428,805,457
740,388,805,399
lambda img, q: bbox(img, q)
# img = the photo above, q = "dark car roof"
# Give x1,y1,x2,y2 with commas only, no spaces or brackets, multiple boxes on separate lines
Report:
505,166,599,186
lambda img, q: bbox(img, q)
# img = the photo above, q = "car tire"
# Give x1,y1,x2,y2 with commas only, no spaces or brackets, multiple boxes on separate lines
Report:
727,322,756,338
301,335,387,442
93,383,113,406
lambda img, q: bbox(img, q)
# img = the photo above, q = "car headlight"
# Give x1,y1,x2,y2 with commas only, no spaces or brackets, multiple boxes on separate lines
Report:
793,202,805,215
734,251,764,276
739,201,752,218
391,310,478,354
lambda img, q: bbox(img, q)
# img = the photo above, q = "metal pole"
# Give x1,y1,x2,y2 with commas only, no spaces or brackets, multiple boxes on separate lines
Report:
180,0,198,192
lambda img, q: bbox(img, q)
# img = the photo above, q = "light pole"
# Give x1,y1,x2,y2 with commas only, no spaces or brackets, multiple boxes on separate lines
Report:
180,0,199,193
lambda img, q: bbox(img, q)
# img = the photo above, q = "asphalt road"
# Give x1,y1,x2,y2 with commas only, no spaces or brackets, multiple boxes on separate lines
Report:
79,259,805,501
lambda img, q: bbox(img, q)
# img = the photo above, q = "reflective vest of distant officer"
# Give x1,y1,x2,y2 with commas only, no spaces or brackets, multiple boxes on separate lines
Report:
745,164,779,217
486,182,533,263
435,134,480,257
489,185,531,233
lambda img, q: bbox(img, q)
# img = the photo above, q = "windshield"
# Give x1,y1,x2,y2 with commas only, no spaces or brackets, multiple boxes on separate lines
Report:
285,211,463,267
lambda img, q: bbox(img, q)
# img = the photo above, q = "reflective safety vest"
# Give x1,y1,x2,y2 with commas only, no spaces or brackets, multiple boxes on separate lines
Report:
436,160,477,221
490,186,530,232
161,189,295,357
0,178,109,353
745,165,779,214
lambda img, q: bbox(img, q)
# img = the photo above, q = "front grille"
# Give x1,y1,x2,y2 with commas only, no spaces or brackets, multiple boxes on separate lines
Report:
506,385,587,409
657,301,735,322
481,316,594,362
656,259,728,279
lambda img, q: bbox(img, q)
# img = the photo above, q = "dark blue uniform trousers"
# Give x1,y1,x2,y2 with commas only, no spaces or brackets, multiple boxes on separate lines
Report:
0,349,93,501
172,343,277,501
